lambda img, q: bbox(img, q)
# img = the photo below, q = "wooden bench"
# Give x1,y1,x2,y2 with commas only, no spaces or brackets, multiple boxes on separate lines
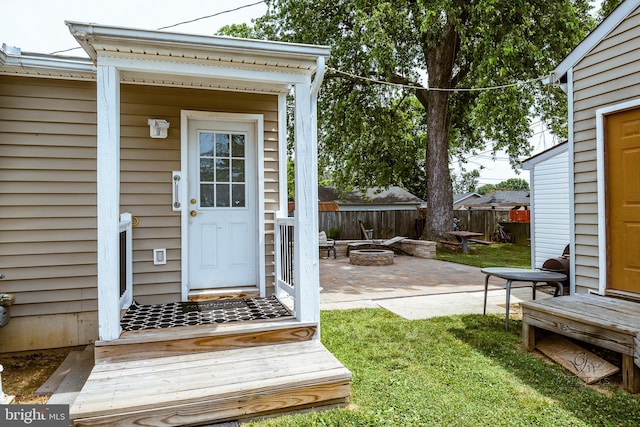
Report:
438,240,462,249
469,238,492,245
521,293,640,392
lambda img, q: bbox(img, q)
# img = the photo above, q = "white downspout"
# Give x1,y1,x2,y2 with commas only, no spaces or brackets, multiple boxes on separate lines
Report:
311,56,325,97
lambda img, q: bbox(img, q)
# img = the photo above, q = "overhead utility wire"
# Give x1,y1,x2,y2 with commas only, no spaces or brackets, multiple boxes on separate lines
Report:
49,1,266,54
326,66,551,93
158,1,266,30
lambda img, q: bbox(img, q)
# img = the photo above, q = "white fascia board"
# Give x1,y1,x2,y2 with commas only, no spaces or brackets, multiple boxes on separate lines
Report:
66,21,331,67
98,54,309,86
520,142,569,169
551,0,640,83
0,44,94,76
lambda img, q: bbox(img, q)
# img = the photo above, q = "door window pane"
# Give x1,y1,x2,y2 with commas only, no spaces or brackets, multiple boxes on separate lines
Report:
232,134,245,157
198,131,247,208
216,134,230,157
199,133,214,156
232,184,245,207
232,159,245,182
200,159,214,182
216,184,230,207
216,159,230,182
200,184,214,207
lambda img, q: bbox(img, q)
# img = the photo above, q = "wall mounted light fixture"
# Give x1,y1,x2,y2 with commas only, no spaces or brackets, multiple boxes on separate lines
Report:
148,119,170,139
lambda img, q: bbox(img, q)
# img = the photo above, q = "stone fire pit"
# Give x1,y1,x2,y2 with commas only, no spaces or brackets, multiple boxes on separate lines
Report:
349,249,394,266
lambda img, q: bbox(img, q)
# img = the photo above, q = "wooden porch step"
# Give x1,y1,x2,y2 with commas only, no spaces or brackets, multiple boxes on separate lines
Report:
188,287,260,301
95,320,317,364
71,341,352,426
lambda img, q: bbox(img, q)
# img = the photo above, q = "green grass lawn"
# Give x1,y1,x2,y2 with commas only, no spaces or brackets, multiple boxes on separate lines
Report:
246,310,640,426
436,243,532,269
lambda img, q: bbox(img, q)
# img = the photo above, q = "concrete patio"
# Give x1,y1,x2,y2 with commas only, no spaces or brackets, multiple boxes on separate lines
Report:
319,255,554,319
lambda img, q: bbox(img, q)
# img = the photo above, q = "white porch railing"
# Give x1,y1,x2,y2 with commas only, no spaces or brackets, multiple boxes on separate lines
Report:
274,214,295,304
119,212,133,310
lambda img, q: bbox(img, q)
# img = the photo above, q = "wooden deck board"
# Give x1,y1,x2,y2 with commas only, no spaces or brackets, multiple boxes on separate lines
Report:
95,320,317,364
521,293,640,392
78,347,338,397
75,367,351,417
89,339,322,377
113,319,311,343
522,294,640,332
73,382,351,427
71,341,352,425
521,294,640,355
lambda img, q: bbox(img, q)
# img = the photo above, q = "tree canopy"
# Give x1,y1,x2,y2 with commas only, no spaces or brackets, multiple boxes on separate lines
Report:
477,178,530,195
226,0,595,239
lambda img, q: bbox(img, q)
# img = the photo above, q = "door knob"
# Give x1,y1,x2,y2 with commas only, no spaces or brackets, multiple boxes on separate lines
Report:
190,210,198,217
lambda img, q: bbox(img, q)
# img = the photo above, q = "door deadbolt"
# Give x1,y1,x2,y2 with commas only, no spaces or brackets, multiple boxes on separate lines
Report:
190,198,197,204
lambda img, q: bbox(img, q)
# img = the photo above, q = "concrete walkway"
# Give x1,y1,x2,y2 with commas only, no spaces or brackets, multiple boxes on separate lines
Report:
319,256,553,319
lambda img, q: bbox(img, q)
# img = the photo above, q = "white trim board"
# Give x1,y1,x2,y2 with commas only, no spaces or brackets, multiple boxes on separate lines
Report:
595,97,640,294
180,111,265,300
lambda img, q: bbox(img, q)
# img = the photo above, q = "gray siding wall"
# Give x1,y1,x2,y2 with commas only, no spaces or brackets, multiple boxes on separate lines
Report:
0,75,280,350
120,85,279,304
571,6,640,291
0,76,99,317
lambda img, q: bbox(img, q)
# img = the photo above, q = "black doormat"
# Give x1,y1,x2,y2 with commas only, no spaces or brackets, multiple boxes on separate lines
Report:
180,299,249,313
121,296,292,332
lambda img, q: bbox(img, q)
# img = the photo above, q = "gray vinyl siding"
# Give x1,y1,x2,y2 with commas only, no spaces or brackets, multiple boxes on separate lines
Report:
0,76,280,318
571,6,640,291
0,76,99,316
120,85,279,303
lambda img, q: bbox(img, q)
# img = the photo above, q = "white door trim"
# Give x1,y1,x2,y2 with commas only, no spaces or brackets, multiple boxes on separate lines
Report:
180,110,265,300
595,97,640,295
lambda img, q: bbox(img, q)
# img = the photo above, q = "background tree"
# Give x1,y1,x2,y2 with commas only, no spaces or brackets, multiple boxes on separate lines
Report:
495,178,530,191
477,184,496,195
598,0,624,20
477,178,530,194
234,0,594,239
452,170,480,194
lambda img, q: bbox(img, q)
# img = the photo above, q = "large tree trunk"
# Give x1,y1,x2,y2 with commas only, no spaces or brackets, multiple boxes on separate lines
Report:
418,18,458,241
422,90,453,241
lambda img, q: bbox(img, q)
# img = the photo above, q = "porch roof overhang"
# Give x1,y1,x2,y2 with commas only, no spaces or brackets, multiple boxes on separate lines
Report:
65,21,331,94
0,43,95,80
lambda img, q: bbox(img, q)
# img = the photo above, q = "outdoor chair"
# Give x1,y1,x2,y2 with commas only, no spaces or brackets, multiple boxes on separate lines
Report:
319,231,336,258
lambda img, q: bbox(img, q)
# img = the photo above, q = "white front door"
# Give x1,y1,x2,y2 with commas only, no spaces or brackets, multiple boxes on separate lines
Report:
187,119,257,289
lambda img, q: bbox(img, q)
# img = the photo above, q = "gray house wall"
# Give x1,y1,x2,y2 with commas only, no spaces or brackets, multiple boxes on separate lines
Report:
570,5,640,292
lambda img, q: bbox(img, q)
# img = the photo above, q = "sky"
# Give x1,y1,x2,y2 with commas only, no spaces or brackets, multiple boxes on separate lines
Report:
1,0,582,188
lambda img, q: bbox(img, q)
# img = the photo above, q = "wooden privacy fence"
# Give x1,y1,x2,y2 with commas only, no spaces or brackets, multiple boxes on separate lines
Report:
318,210,421,240
318,209,530,244
454,210,530,245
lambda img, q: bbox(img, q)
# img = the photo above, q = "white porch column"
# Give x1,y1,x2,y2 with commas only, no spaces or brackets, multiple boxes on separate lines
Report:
293,81,320,323
96,64,121,341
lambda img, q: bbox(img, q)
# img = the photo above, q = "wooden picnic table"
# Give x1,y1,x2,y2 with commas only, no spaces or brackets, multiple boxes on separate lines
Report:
446,231,484,254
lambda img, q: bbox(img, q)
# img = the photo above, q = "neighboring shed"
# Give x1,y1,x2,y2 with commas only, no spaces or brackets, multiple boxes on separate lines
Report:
453,192,481,209
318,186,424,211
548,0,640,296
521,142,570,268
465,190,530,211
